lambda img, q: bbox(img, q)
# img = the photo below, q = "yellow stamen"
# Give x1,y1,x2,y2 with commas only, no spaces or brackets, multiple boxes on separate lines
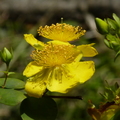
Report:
38,23,86,42
31,42,80,67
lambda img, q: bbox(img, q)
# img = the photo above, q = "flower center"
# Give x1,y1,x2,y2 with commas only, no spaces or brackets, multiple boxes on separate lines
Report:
31,42,80,67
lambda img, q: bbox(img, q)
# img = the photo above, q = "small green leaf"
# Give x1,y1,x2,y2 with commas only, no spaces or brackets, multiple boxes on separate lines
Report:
107,18,117,29
21,113,34,120
104,39,111,48
114,82,119,90
114,50,120,61
20,97,58,120
100,93,108,100
113,13,120,27
107,18,118,31
0,78,25,89
106,34,116,41
7,72,15,76
0,88,26,106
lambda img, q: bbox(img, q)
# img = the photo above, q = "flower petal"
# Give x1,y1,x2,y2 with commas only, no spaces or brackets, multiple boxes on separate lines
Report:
24,34,44,50
25,78,47,98
77,44,98,57
47,67,78,93
47,40,71,45
74,53,83,62
74,61,95,83
47,61,95,93
23,61,43,77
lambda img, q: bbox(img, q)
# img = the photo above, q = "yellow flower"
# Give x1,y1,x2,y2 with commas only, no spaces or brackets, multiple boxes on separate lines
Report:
37,23,86,42
23,34,98,98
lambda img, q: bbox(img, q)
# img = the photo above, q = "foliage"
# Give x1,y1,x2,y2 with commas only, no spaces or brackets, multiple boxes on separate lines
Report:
95,13,120,60
0,13,120,120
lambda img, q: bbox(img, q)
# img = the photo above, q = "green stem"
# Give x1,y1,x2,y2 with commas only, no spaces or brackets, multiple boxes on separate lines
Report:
43,95,82,100
2,64,9,88
2,72,8,88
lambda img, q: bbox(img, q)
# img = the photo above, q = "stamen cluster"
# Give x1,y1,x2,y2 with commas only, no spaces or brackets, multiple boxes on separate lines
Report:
31,43,79,67
38,23,86,41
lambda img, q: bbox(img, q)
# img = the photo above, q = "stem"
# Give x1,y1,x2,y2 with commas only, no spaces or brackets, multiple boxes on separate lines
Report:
2,64,9,88
6,63,10,71
61,18,63,23
2,72,8,88
43,95,83,100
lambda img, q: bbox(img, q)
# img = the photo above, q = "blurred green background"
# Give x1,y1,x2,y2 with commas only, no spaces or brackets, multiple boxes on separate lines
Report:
0,0,120,120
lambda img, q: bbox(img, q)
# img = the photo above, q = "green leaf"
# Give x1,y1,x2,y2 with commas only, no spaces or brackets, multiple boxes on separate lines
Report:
0,78,25,89
106,34,116,41
107,18,118,31
7,72,15,76
114,50,120,61
104,39,111,48
113,13,120,27
20,97,58,120
114,82,119,90
0,88,26,106
21,113,34,120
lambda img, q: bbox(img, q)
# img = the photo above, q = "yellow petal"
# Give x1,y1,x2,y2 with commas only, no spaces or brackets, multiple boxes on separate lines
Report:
47,61,95,93
47,67,78,93
74,53,83,62
23,61,43,77
77,44,98,57
47,40,71,45
24,34,44,49
73,61,95,83
25,78,47,98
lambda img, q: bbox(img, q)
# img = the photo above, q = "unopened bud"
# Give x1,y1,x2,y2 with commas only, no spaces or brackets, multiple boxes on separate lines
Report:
95,18,109,34
0,47,13,66
104,39,111,48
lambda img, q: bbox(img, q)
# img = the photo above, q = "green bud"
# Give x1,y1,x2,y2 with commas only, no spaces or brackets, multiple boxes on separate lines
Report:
110,40,120,53
95,18,109,34
104,39,111,48
0,47,13,66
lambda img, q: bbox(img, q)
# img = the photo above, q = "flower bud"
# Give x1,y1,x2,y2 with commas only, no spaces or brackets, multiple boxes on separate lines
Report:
104,39,111,49
95,18,109,34
0,47,13,66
